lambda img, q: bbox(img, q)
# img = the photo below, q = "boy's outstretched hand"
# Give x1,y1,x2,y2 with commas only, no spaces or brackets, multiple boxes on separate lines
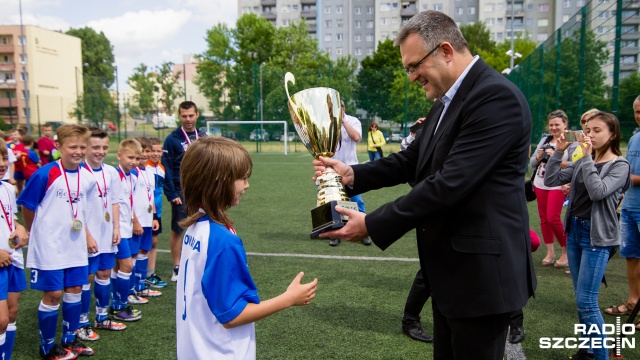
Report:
287,272,318,306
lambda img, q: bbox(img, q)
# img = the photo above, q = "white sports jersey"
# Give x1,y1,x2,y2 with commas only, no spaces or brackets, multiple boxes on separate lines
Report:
0,182,23,268
133,167,154,227
116,167,136,239
176,216,259,360
333,113,362,166
83,163,123,255
18,161,96,270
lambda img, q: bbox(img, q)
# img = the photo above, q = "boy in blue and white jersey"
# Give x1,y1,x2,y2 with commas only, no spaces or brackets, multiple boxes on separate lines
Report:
176,137,318,359
18,125,96,359
130,138,160,300
110,139,143,322
76,128,127,342
144,137,166,288
0,139,29,360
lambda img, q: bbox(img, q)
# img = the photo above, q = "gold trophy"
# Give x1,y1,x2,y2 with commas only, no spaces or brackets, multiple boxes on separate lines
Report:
284,72,358,238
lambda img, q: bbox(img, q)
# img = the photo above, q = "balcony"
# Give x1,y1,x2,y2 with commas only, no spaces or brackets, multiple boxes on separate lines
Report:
300,0,316,5
262,12,276,20
0,98,17,108
400,7,418,17
309,24,317,33
0,44,14,53
0,63,14,72
506,9,525,17
261,0,276,5
300,10,316,18
0,79,16,89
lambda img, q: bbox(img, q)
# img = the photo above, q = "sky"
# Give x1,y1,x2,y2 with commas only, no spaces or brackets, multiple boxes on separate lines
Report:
0,0,238,90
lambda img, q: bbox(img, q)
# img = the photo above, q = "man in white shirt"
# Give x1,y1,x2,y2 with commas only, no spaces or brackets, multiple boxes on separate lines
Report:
330,101,371,247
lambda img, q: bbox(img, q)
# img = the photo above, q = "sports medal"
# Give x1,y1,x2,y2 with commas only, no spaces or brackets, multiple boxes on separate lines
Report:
8,236,19,249
105,212,110,222
72,219,83,231
147,205,152,213
138,167,153,215
85,161,110,223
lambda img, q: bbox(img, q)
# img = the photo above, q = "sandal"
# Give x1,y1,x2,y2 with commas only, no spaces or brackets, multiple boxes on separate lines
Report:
542,257,556,266
554,261,569,269
604,301,635,316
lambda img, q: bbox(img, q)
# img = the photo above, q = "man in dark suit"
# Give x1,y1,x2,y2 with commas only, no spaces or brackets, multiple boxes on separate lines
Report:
313,10,536,359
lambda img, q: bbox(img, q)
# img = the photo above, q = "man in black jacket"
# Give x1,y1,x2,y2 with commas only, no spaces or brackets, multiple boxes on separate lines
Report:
162,101,206,281
313,10,536,359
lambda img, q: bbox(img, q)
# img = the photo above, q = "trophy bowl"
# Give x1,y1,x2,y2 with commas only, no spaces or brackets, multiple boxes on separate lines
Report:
285,72,358,238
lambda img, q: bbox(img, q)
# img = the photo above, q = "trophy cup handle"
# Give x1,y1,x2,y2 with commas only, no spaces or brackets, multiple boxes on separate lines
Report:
284,72,296,110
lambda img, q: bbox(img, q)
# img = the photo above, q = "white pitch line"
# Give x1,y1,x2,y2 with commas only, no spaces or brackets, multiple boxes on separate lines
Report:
156,248,418,262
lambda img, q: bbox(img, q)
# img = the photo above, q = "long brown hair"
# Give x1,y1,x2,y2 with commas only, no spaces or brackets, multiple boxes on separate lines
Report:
179,137,252,228
587,111,622,160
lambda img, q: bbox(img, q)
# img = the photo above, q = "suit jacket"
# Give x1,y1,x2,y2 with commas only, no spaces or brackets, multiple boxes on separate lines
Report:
349,58,536,318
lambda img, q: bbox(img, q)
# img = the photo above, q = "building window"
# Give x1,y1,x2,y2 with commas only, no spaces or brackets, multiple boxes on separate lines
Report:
281,19,291,26
355,48,362,55
19,36,25,46
538,19,548,27
596,26,607,34
484,3,494,11
381,32,389,38
526,18,533,26
367,48,374,55
485,18,494,26
281,5,290,12
622,55,637,63
497,17,503,25
337,5,343,13
325,34,332,42
0,37,9,45
336,47,343,55
337,19,343,27
576,0,584,6
432,3,442,10
292,5,298,11
367,6,373,14
468,7,475,14
538,4,549,12
622,25,638,33
497,32,503,39
327,47,332,54
355,7,361,14
598,11,608,18
355,20,361,28
366,20,374,28
563,0,571,7
537,33,548,41
456,7,463,15
563,15,570,23
496,3,503,10
355,34,362,42
19,54,26,64
366,34,374,41
324,6,331,13
325,20,332,27
336,33,343,41
380,17,390,25
380,3,391,11
21,72,27,81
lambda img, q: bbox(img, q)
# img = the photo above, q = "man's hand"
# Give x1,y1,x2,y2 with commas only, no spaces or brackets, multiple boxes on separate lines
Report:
318,206,368,242
312,156,355,187
170,197,182,205
133,219,143,235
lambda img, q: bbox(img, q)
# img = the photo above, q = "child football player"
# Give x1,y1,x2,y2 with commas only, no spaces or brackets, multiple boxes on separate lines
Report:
130,138,160,299
7,129,24,196
76,128,127,342
111,139,143,321
19,134,41,182
144,137,166,288
0,139,29,360
176,137,318,359
18,124,96,359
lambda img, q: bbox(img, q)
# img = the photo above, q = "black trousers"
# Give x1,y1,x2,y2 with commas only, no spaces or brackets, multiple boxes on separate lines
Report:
402,269,430,326
432,300,510,360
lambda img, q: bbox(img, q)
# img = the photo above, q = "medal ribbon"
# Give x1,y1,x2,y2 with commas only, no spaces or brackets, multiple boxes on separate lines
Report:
118,165,133,209
57,160,80,220
85,161,108,210
137,166,153,206
180,127,198,145
0,184,13,232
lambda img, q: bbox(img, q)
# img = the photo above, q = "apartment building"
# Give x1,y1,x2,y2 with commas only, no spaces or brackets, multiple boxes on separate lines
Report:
0,25,82,127
172,54,213,117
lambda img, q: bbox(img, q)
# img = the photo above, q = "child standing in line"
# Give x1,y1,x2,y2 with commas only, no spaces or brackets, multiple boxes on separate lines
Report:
7,129,24,196
19,134,41,182
76,128,127,343
130,138,160,300
176,137,318,359
18,124,96,359
0,139,29,360
110,139,143,322
37,123,56,166
144,138,167,288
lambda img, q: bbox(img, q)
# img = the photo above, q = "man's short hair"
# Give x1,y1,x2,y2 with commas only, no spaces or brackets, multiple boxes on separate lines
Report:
178,101,198,115
118,139,142,154
56,125,90,146
394,10,468,54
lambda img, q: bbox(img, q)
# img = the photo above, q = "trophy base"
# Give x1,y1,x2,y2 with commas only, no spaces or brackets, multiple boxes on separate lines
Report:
310,200,358,239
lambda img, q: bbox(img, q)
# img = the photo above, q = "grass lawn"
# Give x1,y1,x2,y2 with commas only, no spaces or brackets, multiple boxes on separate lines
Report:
9,148,640,359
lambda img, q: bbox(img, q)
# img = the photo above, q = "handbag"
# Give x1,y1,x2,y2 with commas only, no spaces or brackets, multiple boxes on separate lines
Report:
524,165,537,202
371,131,384,157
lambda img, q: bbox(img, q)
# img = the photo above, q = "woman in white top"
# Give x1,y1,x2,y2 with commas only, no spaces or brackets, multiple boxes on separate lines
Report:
530,110,571,268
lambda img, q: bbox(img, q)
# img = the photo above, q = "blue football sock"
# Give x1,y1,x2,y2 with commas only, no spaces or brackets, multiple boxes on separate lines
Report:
38,301,59,355
4,322,16,359
136,254,148,290
94,277,111,322
113,271,131,311
62,292,82,344
80,283,91,326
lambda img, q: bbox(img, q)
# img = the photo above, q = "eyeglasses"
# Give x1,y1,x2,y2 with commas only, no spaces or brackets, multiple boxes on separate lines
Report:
404,44,441,75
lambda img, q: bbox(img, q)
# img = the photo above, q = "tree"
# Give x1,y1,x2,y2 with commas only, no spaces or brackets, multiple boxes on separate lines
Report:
355,39,401,120
459,22,496,58
66,27,116,125
155,62,184,115
127,63,157,119
618,72,640,138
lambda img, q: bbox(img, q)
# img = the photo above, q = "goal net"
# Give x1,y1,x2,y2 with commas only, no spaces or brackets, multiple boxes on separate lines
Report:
205,120,307,155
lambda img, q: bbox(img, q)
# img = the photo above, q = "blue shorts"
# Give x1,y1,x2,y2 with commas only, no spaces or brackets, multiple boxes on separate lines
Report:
30,266,88,291
0,266,8,300
152,218,162,236
129,235,140,257
13,171,24,181
139,227,152,252
7,265,27,292
621,209,640,258
116,238,132,260
88,253,116,274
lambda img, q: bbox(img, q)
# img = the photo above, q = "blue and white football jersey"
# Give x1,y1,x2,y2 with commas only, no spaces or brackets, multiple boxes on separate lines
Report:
18,161,96,270
0,182,23,268
83,163,123,255
176,216,259,360
116,167,137,239
133,167,154,227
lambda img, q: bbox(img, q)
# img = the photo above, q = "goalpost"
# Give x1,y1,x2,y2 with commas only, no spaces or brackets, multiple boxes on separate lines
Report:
206,120,291,155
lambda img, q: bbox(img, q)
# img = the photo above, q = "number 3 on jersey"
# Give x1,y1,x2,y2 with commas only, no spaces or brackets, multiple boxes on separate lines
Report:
31,269,38,283
181,259,189,321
